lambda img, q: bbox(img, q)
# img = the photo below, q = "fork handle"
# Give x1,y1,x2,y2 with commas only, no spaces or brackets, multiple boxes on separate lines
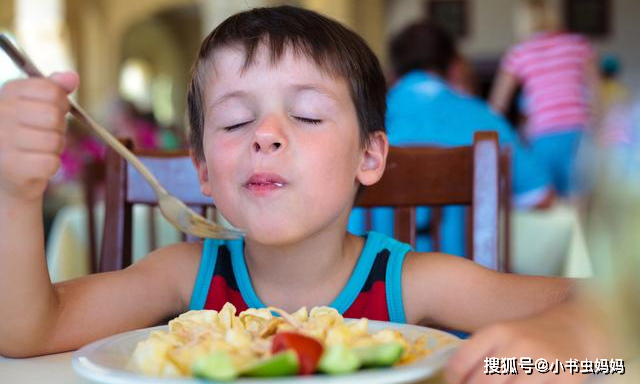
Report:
68,101,168,195
0,34,168,196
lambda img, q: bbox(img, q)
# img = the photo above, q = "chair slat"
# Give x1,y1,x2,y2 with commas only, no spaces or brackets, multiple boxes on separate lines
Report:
393,207,416,246
472,132,499,270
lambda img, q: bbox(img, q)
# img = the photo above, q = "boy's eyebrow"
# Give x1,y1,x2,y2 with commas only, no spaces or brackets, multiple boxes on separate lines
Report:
209,90,250,108
210,84,339,109
292,84,339,101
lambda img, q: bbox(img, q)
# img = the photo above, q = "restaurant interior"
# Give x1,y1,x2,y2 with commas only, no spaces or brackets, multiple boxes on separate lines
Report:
0,0,639,383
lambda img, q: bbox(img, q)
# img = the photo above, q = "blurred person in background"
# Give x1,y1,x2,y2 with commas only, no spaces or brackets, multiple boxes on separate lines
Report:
160,123,187,150
490,0,599,198
105,98,162,150
448,54,478,96
349,19,554,256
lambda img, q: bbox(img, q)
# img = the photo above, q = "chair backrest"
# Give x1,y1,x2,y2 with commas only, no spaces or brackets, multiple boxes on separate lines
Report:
356,131,510,271
81,158,105,273
100,132,511,272
100,140,210,272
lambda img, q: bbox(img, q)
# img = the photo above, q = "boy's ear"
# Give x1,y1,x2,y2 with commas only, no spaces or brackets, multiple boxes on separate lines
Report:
356,131,388,186
190,151,212,197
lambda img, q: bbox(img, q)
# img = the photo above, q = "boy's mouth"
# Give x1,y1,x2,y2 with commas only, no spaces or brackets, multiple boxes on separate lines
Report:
244,173,288,192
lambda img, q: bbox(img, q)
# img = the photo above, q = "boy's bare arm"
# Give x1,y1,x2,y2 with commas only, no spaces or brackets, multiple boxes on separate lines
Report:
40,242,200,356
0,75,201,357
402,252,573,332
0,235,200,358
0,75,75,356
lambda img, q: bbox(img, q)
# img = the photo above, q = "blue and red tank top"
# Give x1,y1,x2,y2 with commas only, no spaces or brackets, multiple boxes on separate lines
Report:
189,232,412,323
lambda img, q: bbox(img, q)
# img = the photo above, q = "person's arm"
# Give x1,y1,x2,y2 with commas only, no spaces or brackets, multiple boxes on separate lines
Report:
489,70,520,115
0,75,199,357
445,298,611,384
4,241,201,357
402,252,572,332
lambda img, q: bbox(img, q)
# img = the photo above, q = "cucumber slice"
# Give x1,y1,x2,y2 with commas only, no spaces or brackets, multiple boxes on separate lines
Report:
243,350,300,377
353,342,404,367
192,350,238,381
317,344,361,374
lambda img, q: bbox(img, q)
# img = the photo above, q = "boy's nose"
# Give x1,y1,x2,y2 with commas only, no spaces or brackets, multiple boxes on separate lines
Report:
252,139,282,153
252,116,287,154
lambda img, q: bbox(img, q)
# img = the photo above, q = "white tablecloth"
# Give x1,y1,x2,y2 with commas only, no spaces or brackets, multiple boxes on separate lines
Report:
511,202,593,278
0,352,91,384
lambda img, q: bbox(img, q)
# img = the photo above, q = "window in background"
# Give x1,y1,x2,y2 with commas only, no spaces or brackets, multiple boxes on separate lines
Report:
119,58,153,111
151,74,175,127
119,59,176,129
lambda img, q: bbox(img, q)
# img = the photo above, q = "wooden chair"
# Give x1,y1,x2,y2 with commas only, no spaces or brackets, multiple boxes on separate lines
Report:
81,158,105,273
356,131,511,271
100,140,209,272
100,132,511,272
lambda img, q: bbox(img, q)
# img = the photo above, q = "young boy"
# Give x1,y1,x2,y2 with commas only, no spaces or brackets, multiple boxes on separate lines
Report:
0,5,580,383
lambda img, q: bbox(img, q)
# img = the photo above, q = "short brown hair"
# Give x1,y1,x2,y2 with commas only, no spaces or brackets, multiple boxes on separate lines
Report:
390,20,456,77
187,5,386,161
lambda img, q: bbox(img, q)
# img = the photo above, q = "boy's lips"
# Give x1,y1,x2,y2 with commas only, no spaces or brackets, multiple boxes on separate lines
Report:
243,173,288,193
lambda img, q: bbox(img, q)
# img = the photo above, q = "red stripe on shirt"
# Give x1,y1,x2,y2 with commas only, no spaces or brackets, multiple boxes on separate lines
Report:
204,275,249,312
342,281,389,321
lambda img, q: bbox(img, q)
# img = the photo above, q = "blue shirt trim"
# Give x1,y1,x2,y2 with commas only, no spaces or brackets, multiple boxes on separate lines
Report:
229,239,265,309
386,239,412,323
227,233,386,315
189,239,219,310
191,232,411,322
328,232,384,314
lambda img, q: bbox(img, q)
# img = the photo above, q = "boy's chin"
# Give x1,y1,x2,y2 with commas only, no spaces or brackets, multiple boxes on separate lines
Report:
242,224,305,246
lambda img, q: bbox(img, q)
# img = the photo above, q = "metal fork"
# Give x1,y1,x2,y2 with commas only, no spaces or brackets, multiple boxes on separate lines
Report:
0,34,243,239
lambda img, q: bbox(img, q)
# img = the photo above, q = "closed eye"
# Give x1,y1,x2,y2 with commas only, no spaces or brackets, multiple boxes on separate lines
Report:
223,121,253,131
294,116,322,125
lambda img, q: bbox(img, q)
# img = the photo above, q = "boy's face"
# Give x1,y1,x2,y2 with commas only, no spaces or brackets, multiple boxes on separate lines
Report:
195,43,387,244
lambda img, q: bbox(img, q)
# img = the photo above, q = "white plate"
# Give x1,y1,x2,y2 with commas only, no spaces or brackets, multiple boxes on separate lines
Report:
72,320,461,384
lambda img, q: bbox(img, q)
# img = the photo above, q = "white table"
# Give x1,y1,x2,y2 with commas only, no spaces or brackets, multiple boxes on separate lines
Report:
511,202,593,277
0,352,90,384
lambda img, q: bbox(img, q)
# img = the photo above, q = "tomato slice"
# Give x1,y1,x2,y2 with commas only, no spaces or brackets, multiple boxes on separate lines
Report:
272,332,324,375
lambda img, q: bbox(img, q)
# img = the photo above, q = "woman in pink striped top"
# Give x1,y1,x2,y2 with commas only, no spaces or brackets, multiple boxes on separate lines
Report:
490,0,599,196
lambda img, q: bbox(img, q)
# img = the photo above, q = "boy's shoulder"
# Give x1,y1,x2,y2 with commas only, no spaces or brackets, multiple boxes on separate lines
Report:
131,241,203,279
145,241,203,260
129,241,204,310
401,250,497,324
403,250,458,275
401,250,493,293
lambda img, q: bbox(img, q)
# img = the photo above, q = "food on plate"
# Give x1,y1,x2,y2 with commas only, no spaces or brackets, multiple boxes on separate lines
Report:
128,303,438,380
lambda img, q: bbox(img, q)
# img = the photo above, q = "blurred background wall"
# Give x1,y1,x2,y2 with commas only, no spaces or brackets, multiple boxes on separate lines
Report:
389,0,640,92
1,0,639,137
